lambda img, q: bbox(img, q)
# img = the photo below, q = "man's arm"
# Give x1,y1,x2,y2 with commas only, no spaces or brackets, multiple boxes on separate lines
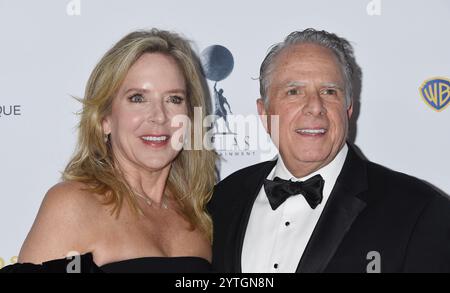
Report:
402,193,450,272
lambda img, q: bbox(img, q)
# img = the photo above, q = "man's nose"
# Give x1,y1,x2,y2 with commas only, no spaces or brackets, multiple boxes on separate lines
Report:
303,91,326,116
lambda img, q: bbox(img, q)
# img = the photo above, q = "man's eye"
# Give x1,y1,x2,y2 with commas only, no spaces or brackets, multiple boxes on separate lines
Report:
287,89,300,96
168,95,184,104
321,89,338,96
128,94,145,103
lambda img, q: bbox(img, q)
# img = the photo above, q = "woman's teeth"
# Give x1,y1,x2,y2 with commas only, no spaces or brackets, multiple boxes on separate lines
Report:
141,136,168,141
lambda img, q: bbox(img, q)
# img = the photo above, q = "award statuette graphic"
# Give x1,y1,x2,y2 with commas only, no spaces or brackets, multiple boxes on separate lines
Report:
200,45,237,146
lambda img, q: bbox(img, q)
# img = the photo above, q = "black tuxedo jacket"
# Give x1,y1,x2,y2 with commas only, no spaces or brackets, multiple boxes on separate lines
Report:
208,144,450,273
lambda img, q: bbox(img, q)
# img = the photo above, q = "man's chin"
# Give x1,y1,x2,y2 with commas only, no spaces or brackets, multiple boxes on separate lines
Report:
291,151,331,166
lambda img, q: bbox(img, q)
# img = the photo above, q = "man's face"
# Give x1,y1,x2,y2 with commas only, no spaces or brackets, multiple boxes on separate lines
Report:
257,43,352,177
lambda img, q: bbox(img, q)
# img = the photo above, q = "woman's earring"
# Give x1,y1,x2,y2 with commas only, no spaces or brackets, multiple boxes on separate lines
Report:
104,133,111,143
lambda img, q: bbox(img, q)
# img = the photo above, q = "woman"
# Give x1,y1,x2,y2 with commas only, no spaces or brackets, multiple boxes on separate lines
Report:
1,29,217,273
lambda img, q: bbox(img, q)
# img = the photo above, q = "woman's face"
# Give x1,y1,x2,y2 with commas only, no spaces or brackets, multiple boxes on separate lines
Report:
102,53,188,173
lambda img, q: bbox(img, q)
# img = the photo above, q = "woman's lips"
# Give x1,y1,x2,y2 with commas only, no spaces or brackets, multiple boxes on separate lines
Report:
140,135,170,147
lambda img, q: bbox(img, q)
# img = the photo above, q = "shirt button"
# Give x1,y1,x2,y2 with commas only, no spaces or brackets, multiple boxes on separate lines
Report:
274,263,278,269
285,221,290,226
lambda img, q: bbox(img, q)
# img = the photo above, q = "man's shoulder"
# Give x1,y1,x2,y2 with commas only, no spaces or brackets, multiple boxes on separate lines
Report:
209,160,276,209
364,160,450,266
365,159,450,207
216,160,276,189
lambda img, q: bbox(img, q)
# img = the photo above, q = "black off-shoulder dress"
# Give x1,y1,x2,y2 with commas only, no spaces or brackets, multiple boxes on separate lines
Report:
0,253,211,273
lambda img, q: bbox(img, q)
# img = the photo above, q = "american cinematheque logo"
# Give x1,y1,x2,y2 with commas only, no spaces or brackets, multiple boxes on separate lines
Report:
0,105,22,118
419,77,450,112
200,45,268,157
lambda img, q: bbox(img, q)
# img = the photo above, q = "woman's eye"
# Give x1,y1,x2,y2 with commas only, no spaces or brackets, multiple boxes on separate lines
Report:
168,95,184,104
128,94,145,103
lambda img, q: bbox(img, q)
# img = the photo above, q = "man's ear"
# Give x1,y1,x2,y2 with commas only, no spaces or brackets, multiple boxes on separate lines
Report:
347,100,353,119
257,98,270,134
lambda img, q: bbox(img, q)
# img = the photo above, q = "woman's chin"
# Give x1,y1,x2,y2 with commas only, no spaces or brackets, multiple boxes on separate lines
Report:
138,158,174,172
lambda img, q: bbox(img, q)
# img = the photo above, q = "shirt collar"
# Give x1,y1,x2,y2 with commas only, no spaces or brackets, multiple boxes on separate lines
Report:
271,144,349,195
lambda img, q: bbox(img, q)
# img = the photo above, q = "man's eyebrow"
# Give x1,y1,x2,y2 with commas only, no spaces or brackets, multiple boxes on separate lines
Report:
285,81,307,87
320,82,344,90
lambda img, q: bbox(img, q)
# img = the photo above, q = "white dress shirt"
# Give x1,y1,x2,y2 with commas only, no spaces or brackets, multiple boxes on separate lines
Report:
241,144,348,273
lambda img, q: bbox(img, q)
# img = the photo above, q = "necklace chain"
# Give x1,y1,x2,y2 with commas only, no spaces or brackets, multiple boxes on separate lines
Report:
134,191,168,209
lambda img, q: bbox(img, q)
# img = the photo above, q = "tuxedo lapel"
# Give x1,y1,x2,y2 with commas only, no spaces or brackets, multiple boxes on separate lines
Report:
296,145,368,273
232,160,276,272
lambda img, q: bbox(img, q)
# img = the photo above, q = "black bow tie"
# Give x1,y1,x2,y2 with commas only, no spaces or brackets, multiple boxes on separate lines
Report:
263,174,325,210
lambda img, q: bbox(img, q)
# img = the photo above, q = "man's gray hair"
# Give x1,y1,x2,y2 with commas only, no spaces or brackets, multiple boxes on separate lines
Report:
259,28,357,108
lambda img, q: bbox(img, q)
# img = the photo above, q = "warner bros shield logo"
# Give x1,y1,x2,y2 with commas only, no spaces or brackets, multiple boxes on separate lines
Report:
419,77,450,112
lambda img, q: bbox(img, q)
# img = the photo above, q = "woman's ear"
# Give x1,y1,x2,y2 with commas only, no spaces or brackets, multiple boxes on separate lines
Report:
102,116,111,135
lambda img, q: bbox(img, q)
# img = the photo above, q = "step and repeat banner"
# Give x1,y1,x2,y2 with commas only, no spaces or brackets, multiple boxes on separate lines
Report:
0,0,449,267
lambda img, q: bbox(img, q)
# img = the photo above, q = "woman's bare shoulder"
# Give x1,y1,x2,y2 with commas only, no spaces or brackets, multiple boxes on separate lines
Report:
18,181,108,264
45,181,105,208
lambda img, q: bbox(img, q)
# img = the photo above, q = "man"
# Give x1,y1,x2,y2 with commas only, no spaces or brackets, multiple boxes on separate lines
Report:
208,29,450,273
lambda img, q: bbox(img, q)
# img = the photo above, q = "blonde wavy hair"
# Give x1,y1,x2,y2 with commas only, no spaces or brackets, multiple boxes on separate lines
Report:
63,29,217,242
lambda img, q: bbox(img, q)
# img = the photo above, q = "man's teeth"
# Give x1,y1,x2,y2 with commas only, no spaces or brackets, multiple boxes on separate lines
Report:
297,129,326,134
142,136,168,141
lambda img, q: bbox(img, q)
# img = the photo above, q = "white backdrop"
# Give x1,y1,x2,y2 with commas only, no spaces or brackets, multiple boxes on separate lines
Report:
1,0,449,267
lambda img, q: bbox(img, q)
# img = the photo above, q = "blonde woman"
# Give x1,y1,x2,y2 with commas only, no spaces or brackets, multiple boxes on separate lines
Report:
2,29,216,273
